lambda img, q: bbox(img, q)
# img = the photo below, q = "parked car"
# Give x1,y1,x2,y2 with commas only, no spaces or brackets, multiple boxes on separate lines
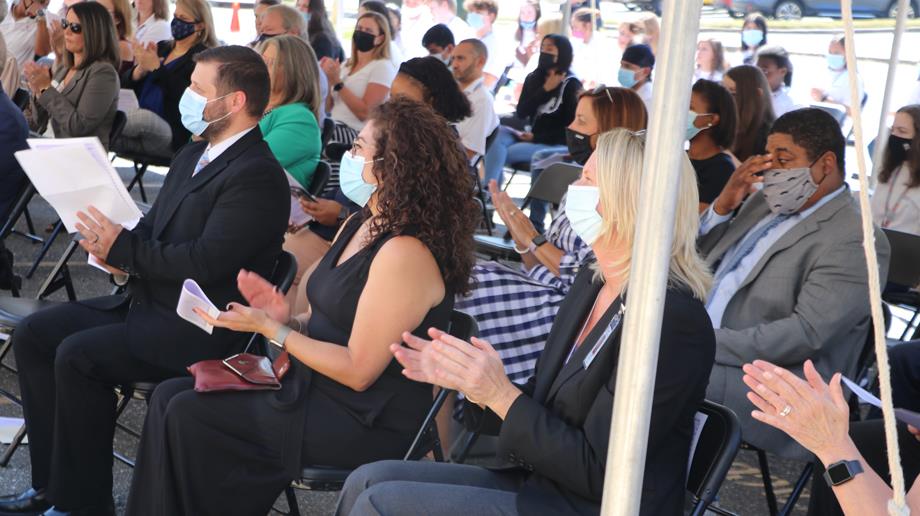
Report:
715,0,917,19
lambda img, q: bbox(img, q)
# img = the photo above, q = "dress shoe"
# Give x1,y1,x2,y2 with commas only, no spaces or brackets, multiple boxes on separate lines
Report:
40,499,114,516
0,487,50,513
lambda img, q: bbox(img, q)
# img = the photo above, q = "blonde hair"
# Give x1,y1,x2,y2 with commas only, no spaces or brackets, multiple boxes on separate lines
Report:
176,0,218,48
593,129,712,301
261,35,322,123
347,12,390,67
537,12,563,38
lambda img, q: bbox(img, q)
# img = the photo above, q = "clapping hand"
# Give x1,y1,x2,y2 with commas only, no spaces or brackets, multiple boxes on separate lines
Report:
743,359,852,463
488,179,538,250
319,57,341,85
133,40,161,72
391,328,521,417
237,269,291,325
23,62,52,95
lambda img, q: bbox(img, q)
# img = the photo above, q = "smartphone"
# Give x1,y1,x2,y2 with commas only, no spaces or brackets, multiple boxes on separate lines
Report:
290,186,317,203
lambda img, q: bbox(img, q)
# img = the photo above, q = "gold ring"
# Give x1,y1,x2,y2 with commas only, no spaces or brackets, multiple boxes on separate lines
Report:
779,405,792,417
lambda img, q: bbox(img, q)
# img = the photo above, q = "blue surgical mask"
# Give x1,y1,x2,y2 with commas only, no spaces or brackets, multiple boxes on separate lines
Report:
741,28,763,47
686,110,712,141
564,185,603,245
339,150,378,207
466,12,484,29
178,88,232,136
520,20,536,30
826,53,846,70
618,67,638,89
301,10,311,24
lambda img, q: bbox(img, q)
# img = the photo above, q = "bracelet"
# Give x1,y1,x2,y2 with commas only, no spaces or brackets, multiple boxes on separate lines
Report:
513,244,530,255
464,393,479,404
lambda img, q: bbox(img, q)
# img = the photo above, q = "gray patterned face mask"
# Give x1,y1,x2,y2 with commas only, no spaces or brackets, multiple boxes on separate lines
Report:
761,158,823,215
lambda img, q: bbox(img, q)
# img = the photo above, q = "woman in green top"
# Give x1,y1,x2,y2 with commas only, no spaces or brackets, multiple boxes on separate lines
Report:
258,35,323,188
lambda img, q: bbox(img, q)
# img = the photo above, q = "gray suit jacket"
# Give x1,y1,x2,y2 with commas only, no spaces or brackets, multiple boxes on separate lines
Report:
699,188,890,459
29,60,118,149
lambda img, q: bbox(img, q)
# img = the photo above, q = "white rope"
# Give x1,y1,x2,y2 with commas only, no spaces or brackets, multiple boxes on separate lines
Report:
840,1,909,513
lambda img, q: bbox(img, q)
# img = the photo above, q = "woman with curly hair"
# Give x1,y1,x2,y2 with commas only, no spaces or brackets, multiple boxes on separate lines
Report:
124,97,480,516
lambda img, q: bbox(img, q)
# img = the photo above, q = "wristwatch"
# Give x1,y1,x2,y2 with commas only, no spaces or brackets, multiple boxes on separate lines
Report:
823,459,863,487
337,205,349,221
528,234,547,253
269,325,293,351
333,82,344,92
34,8,45,18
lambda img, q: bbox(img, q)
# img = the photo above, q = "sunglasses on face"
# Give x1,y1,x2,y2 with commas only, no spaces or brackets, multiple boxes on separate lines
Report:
61,19,82,34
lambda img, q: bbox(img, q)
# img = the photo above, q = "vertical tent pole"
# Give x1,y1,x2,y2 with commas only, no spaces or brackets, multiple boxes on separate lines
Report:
870,0,909,186
599,0,703,514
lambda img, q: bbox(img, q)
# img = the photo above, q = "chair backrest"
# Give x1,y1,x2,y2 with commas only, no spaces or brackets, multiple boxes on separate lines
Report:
12,88,29,111
308,160,331,197
110,110,127,143
491,64,513,96
402,310,478,461
0,183,35,240
270,250,298,295
686,400,741,513
321,117,335,149
526,162,583,204
810,102,847,127
883,228,920,287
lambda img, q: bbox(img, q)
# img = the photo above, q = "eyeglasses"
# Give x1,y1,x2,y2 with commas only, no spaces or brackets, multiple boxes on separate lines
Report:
61,19,82,34
589,85,614,104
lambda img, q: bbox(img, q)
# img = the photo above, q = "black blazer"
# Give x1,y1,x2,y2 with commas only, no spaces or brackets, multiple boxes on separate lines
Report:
121,42,207,152
466,268,716,516
100,127,290,372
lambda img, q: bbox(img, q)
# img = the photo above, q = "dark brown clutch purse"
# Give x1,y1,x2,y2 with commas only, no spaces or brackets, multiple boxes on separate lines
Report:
188,351,291,392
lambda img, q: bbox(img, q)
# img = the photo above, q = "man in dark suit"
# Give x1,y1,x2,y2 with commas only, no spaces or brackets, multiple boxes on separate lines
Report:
0,87,29,291
0,46,289,516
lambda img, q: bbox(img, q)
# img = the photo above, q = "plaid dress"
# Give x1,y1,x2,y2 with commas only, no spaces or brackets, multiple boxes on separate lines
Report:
456,199,595,384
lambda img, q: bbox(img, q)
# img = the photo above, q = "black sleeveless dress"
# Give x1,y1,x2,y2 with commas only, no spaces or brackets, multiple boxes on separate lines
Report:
124,214,454,516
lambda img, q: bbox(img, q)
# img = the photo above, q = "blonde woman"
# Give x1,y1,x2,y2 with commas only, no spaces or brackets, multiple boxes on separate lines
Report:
337,129,717,516
133,0,170,44
321,11,394,144
116,0,216,157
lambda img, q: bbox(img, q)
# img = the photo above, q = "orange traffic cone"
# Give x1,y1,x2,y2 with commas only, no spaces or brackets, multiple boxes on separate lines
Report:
230,2,240,33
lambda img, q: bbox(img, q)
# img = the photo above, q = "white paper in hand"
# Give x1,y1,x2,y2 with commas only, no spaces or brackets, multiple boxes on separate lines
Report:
176,279,220,334
842,375,920,428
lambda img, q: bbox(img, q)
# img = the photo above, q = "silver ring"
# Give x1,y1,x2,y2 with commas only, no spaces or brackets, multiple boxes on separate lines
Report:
779,405,792,417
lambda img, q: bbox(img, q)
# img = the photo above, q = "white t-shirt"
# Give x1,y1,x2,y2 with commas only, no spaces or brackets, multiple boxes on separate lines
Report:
479,31,507,83
446,15,474,43
0,11,45,68
331,58,397,132
399,5,433,60
135,15,172,44
771,86,798,117
871,162,920,235
824,68,864,108
636,81,653,117
692,68,723,84
456,77,498,161
571,36,617,89
388,40,404,68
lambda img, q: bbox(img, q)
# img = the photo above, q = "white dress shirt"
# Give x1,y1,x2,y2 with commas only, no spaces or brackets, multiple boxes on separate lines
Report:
197,126,256,173
456,77,498,162
771,86,798,117
135,15,172,44
871,163,920,235
635,81,653,118
700,186,846,328
445,15,474,43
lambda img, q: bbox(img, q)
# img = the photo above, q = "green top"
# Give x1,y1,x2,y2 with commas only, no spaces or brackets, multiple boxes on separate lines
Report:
259,102,321,189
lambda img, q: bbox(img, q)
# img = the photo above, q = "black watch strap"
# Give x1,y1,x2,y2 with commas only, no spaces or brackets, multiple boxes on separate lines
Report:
823,459,863,487
531,234,547,248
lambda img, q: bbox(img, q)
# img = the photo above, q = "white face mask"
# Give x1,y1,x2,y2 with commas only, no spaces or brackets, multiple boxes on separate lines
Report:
564,185,603,245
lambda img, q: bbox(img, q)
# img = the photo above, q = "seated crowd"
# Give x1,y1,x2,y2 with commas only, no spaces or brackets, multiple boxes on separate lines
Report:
0,1,914,515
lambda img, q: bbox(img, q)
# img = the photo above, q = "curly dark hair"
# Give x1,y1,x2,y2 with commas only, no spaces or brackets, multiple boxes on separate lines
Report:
365,98,479,295
397,57,472,123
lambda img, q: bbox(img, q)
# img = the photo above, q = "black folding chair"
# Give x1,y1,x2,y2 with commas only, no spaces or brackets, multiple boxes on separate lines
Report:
475,162,582,261
687,401,742,516
308,160,332,198
882,228,920,341
282,311,478,515
473,127,500,235
320,117,335,150
115,151,171,204
110,251,299,467
12,88,29,111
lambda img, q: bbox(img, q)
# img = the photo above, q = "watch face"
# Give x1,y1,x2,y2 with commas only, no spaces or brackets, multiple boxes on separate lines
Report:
826,463,852,484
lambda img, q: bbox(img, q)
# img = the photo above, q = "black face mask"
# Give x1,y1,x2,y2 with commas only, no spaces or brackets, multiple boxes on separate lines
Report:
171,17,198,41
566,128,593,165
353,30,378,52
888,134,911,165
537,51,556,70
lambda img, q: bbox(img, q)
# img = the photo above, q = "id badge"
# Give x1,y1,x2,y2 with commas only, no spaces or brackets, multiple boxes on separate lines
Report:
583,305,625,369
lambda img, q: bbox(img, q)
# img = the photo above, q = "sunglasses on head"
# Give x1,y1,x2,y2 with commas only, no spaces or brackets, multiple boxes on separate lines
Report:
61,19,82,34
589,85,614,104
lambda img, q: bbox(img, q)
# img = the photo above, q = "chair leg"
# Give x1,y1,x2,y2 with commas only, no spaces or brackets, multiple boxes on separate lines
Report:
26,220,64,279
127,162,150,203
778,463,814,516
502,169,518,192
0,423,26,467
285,486,301,516
756,449,779,516
451,430,480,464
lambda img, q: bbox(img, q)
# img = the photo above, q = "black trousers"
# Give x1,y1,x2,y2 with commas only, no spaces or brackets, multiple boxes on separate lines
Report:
12,300,179,509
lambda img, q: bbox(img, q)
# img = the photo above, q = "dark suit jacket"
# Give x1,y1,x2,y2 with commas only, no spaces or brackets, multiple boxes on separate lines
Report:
100,127,289,372
466,268,715,516
0,89,28,220
121,42,207,152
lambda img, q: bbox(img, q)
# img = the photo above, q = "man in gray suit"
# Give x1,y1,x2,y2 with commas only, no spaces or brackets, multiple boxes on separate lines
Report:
698,108,890,460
